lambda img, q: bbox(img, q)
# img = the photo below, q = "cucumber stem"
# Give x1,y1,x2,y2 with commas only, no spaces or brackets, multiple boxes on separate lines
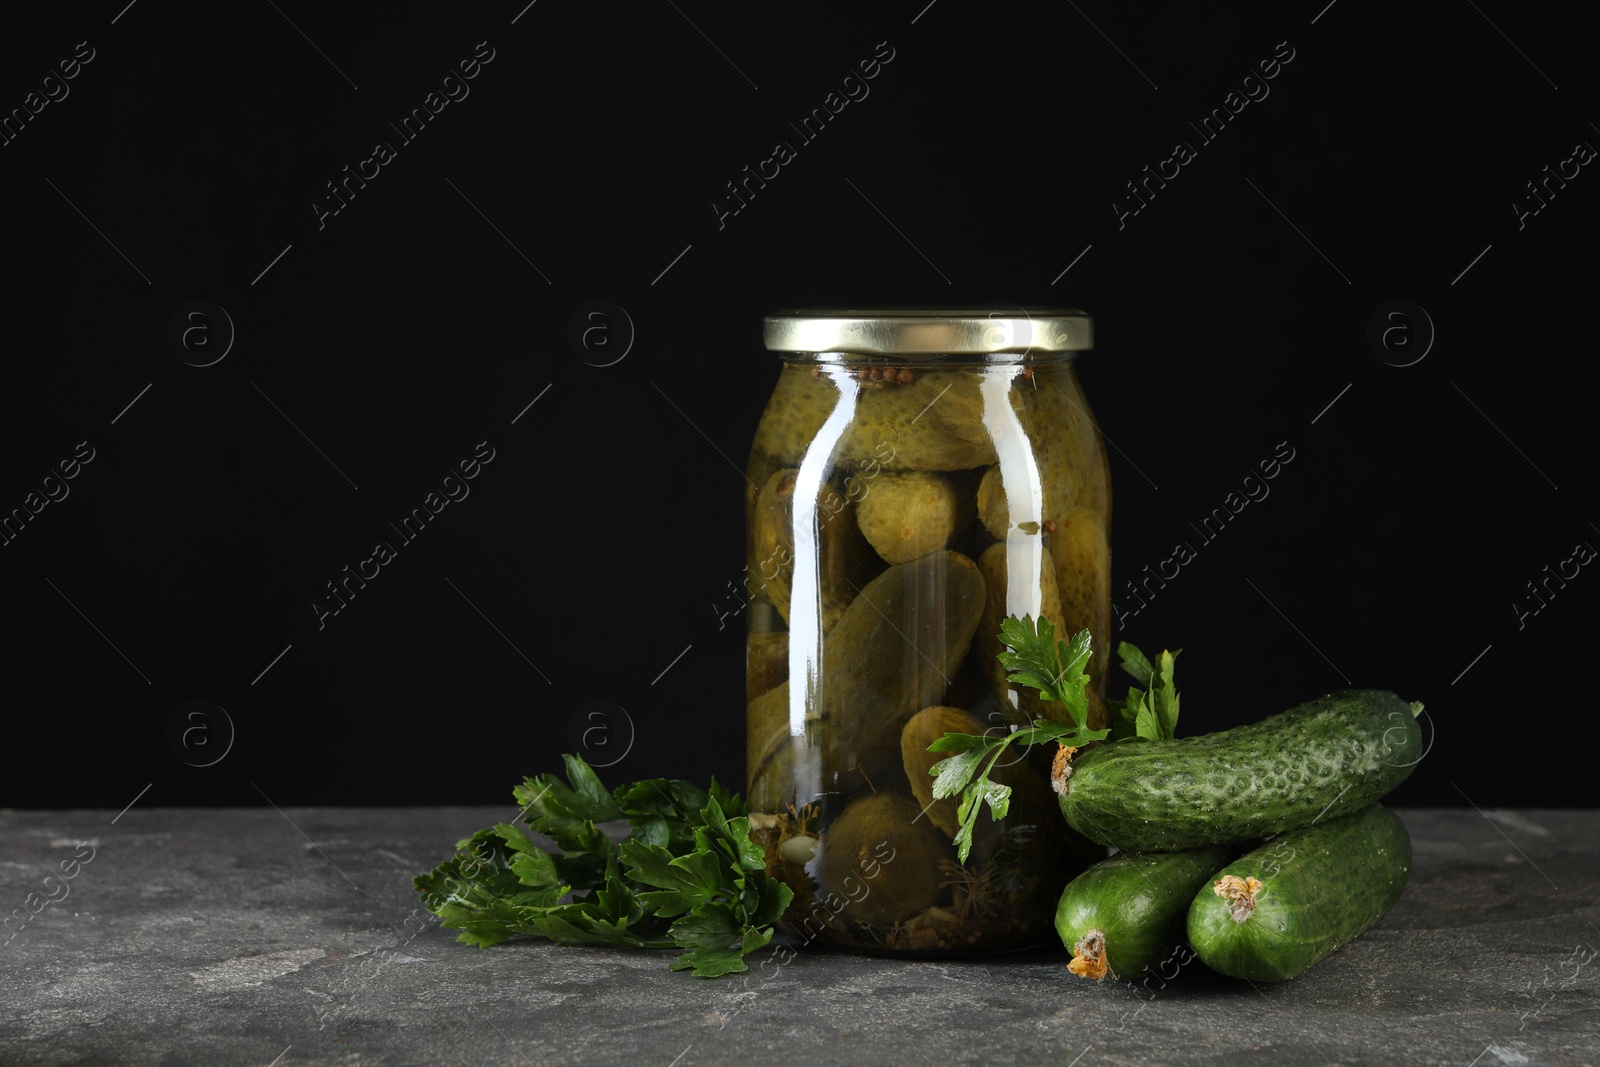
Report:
1213,875,1264,923
1067,928,1108,980
1410,700,1424,719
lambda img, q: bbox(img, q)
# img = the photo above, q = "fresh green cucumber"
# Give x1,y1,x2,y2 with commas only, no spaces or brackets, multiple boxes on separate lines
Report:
1054,844,1232,981
1052,689,1422,851
1187,804,1411,981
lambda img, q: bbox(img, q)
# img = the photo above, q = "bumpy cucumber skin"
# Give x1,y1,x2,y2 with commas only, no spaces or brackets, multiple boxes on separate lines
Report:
1057,690,1421,851
1055,845,1232,980
1187,805,1411,981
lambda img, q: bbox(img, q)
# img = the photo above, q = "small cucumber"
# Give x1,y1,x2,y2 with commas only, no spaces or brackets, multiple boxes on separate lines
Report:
1054,844,1232,981
1053,689,1422,851
1187,804,1411,981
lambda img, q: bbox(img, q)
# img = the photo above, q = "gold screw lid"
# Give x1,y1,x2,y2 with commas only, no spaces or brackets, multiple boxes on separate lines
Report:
763,307,1093,356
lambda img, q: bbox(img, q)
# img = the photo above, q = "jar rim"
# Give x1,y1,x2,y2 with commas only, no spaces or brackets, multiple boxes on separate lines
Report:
763,308,1093,356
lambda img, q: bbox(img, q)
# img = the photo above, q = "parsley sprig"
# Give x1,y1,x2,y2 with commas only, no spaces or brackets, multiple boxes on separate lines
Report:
1108,642,1182,742
927,616,1111,862
413,755,792,977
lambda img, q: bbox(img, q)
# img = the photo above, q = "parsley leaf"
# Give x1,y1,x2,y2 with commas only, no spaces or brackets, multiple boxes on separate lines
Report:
667,904,780,978
619,836,725,916
927,615,1110,862
995,614,1094,705
1108,642,1181,742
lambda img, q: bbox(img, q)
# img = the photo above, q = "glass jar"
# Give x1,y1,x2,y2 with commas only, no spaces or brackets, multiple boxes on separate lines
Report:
744,309,1113,955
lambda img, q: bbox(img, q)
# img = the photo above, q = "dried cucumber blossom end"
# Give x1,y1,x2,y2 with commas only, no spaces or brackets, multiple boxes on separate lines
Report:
1213,874,1265,923
1050,743,1078,797
1067,928,1109,980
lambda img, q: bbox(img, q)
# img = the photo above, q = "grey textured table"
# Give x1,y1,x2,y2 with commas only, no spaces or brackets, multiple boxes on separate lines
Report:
2,807,1596,1066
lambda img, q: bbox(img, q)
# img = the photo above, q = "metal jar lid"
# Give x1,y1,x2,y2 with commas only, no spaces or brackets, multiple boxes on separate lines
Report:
762,308,1093,356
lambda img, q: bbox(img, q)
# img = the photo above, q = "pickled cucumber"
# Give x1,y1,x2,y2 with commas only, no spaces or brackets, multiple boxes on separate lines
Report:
750,366,995,472
1076,433,1111,532
900,704,1064,850
745,444,786,523
747,631,788,702
748,550,987,809
976,466,1009,542
748,468,877,633
1051,506,1112,694
975,371,1101,542
824,550,986,785
857,471,967,565
747,682,800,812
900,706,990,837
749,469,799,619
818,793,954,927
1039,370,1102,507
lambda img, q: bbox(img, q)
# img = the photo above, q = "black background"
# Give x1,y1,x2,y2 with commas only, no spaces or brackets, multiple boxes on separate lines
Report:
0,1,1592,812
